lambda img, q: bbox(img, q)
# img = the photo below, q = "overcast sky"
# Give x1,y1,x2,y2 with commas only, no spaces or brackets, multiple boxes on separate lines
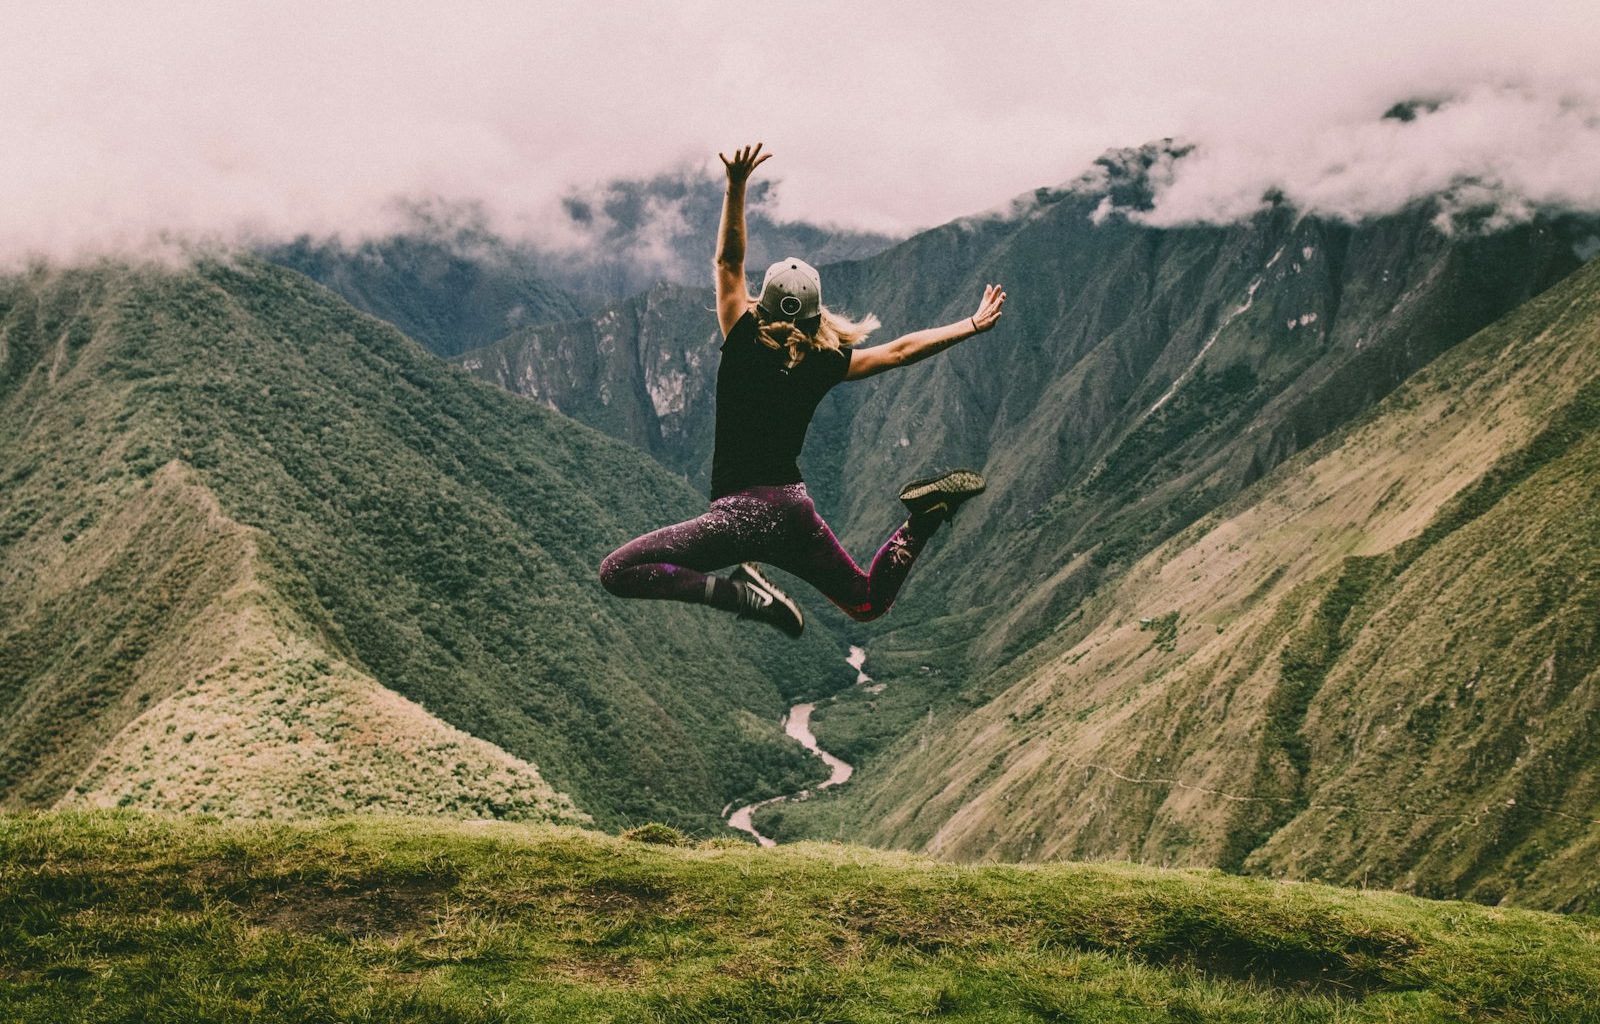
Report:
3,0,1598,262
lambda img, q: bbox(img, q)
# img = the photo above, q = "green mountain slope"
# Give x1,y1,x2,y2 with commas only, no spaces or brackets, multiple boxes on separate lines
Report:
5,810,1598,1023
0,453,582,824
0,259,847,832
267,231,586,357
779,248,1600,910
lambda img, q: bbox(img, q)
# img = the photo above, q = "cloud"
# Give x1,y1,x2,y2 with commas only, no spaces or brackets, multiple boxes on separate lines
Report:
2,0,1598,265
1133,83,1600,229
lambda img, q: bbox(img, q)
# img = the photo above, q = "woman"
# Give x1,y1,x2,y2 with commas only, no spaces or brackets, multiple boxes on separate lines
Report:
599,142,1005,637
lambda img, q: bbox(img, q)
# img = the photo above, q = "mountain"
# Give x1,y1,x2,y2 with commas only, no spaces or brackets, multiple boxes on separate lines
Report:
457,145,1590,668
770,251,1600,912
0,258,849,832
553,170,903,301
268,173,901,358
266,228,586,357
453,143,1598,907
7,810,1599,1023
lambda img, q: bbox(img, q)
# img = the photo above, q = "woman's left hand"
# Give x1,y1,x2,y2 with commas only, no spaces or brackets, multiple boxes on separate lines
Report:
970,283,1006,334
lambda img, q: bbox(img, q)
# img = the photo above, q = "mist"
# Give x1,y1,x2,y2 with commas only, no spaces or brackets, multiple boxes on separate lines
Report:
3,0,1598,265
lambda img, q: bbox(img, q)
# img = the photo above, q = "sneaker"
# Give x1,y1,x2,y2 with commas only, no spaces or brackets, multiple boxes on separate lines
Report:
899,469,987,522
730,563,804,639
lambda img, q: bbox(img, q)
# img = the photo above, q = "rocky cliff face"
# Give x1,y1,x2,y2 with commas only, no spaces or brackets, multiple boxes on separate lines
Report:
458,283,721,482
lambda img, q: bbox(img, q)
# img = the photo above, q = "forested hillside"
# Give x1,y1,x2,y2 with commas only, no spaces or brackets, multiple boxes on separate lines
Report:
0,259,850,832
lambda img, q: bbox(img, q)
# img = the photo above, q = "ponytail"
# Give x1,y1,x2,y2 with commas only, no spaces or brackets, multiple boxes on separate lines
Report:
755,304,880,368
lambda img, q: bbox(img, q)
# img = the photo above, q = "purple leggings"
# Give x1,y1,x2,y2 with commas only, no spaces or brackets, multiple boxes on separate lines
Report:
599,484,932,622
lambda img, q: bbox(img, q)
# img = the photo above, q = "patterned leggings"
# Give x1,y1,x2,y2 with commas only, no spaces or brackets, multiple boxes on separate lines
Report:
598,483,933,622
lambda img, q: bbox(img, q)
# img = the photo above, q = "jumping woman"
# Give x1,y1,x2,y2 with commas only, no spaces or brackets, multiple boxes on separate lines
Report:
599,142,1006,637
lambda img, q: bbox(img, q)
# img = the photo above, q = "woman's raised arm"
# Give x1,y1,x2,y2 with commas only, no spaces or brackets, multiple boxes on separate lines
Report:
714,143,771,337
844,284,1007,381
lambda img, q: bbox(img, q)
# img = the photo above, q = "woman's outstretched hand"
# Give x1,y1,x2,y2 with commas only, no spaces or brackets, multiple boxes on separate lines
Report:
719,143,772,186
971,283,1007,334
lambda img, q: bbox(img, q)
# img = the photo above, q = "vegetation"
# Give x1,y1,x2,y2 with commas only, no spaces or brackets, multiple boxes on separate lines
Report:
0,259,847,834
4,810,1599,1023
764,253,1600,909
453,189,1595,882
267,231,585,357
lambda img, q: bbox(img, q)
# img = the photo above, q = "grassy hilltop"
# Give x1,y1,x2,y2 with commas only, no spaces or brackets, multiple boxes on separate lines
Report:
4,810,1599,1023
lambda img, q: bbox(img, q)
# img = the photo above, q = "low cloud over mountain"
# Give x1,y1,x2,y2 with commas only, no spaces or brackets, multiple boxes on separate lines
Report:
1128,84,1600,231
3,1,1599,264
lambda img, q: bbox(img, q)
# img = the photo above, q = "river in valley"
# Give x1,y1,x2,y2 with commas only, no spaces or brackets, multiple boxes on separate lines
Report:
724,646,873,846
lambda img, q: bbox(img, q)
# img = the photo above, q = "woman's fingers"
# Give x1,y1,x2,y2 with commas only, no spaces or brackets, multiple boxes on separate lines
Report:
974,284,1006,331
721,143,772,180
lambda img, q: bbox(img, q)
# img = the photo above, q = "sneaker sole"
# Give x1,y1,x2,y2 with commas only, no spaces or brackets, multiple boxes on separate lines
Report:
733,563,805,637
899,470,987,504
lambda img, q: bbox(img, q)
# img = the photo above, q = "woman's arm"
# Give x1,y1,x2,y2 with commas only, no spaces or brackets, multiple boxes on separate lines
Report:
844,283,1007,381
714,143,771,337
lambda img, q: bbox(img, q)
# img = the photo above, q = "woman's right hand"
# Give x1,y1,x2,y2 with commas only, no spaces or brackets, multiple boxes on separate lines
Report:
719,143,771,186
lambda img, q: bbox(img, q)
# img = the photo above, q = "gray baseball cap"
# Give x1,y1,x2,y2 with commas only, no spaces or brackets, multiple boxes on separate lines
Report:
759,257,821,321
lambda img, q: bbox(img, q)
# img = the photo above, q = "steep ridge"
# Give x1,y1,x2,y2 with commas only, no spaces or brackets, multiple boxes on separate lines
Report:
0,260,846,831
33,462,586,823
796,255,1600,910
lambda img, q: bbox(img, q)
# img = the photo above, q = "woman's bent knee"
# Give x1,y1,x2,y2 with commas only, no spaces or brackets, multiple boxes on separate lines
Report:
839,601,884,623
598,548,631,595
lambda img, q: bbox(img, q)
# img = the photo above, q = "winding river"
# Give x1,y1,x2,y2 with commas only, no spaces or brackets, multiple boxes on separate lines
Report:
724,646,872,846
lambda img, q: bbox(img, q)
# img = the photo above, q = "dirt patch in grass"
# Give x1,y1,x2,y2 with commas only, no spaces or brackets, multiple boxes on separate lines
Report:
238,876,455,938
829,893,997,953
546,954,646,986
571,877,673,913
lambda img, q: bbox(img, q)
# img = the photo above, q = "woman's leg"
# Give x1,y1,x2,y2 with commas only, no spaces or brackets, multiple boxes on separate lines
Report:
766,493,941,622
599,486,814,611
599,504,753,611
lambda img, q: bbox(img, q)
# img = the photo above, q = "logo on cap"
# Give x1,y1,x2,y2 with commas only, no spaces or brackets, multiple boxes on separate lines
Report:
780,295,803,316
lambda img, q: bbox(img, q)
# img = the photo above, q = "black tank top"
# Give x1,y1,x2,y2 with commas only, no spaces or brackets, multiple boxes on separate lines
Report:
710,311,852,499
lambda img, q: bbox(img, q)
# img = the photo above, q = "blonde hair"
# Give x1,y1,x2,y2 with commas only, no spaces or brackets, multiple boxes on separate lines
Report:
754,301,881,369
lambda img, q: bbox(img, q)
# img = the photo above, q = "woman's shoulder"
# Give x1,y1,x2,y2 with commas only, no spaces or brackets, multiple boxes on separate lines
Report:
722,305,759,347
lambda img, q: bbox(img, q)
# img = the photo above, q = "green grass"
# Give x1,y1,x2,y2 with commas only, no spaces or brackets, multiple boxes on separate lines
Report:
4,811,1598,1023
